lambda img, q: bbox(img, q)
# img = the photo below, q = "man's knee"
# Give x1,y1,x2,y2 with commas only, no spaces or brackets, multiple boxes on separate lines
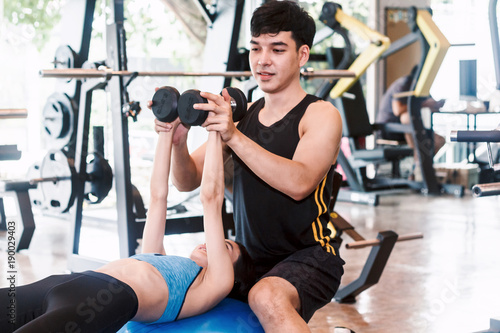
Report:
248,279,274,315
248,277,299,316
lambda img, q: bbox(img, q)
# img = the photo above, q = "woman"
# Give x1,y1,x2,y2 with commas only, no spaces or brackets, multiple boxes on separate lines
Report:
1,115,255,332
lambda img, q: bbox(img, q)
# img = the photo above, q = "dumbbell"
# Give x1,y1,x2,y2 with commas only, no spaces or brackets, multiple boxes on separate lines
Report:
151,86,247,126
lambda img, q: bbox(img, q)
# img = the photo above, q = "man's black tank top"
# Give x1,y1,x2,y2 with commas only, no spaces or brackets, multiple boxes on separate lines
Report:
232,94,340,268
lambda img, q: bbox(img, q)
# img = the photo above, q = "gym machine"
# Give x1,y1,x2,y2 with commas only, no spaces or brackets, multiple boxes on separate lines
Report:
327,171,423,303
3,0,412,307
450,126,500,196
31,0,355,272
316,3,464,205
453,5,500,331
0,109,28,247
0,109,25,162
450,125,500,332
46,0,250,271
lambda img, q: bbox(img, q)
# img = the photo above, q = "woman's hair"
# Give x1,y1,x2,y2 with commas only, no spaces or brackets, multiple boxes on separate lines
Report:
229,241,256,301
250,1,316,50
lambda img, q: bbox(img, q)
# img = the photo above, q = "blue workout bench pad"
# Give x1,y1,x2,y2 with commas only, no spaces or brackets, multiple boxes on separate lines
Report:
118,298,264,332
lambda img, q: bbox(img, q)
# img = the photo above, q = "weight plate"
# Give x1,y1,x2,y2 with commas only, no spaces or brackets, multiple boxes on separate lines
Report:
42,92,77,150
226,87,247,122
54,45,76,69
151,86,180,122
25,163,44,207
84,152,113,204
40,149,76,213
178,89,208,126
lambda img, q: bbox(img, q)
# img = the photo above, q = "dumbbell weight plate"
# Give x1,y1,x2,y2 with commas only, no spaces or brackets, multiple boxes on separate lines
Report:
178,89,208,126
151,86,180,122
226,87,248,122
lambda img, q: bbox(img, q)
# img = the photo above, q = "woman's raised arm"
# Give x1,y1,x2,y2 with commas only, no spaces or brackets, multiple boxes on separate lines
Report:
141,120,179,254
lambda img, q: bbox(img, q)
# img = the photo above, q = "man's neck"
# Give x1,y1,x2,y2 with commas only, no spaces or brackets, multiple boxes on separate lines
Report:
261,85,307,121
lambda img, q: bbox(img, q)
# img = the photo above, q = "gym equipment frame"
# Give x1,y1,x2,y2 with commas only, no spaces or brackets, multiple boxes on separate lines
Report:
37,0,252,271
317,4,463,205
328,171,423,303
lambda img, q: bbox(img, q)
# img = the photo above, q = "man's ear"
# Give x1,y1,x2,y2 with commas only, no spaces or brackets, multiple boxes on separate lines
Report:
298,45,310,67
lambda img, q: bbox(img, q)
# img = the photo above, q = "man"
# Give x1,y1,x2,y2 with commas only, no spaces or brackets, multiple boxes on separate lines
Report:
152,2,344,331
377,66,445,155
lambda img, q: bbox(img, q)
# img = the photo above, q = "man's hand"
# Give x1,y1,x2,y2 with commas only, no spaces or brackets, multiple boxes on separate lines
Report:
198,89,237,142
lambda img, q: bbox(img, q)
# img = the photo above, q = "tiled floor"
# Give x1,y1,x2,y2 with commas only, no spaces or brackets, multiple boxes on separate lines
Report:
1,190,499,332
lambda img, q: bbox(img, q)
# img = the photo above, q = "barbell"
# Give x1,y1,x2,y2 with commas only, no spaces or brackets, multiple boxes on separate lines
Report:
39,67,355,79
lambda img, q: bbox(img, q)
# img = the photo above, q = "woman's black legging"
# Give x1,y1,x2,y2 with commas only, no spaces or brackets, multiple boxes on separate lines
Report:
0,271,138,333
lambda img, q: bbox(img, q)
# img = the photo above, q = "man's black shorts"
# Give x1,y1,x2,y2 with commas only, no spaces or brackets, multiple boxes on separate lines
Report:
259,245,345,322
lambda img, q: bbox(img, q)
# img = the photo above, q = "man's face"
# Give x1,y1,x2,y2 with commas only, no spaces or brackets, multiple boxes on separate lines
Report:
249,31,308,94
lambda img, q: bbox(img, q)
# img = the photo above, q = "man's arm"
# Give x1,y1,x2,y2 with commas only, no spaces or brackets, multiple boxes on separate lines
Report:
200,94,343,201
229,101,342,200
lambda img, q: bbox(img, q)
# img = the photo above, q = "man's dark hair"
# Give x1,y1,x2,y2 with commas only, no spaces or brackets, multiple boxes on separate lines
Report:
250,1,316,50
229,241,256,301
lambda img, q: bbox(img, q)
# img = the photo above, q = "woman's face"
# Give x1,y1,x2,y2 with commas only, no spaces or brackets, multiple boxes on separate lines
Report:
190,239,241,268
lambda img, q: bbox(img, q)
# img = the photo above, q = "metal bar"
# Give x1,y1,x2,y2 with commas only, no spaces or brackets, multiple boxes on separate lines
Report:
14,190,36,252
335,230,398,303
380,32,420,59
450,130,500,143
69,80,100,258
39,68,355,79
346,232,423,249
489,0,500,90
0,109,28,119
0,198,5,231
472,183,500,197
28,176,72,185
106,22,138,258
408,95,441,195
193,0,216,26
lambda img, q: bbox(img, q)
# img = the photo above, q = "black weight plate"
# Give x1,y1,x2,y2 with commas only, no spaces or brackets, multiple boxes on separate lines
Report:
151,86,180,122
226,87,248,122
178,89,208,126
40,150,76,213
84,152,113,204
42,92,76,149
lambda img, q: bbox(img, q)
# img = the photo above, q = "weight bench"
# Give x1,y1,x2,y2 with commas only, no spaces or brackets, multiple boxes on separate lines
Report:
329,171,423,303
0,180,37,251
